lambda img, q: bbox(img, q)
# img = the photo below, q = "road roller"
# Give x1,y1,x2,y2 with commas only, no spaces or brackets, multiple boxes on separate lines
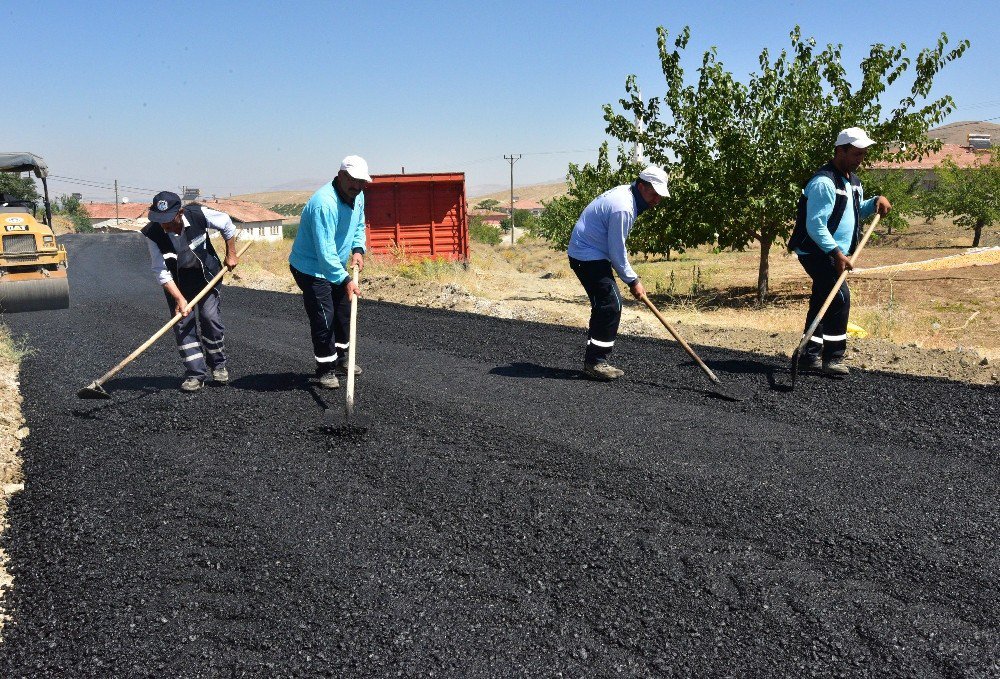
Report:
0,152,69,313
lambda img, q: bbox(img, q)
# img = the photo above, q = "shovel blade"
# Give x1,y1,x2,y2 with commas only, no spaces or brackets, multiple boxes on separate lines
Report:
77,382,111,400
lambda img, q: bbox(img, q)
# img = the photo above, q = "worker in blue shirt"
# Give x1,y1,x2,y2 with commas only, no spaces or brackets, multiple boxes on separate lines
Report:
289,155,369,389
567,165,670,381
787,128,891,375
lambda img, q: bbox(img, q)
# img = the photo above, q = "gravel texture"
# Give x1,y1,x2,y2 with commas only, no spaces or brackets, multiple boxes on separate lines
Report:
0,234,997,677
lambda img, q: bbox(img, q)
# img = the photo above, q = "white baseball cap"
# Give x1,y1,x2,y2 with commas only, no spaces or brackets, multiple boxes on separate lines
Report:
340,155,372,182
638,165,670,197
835,127,876,149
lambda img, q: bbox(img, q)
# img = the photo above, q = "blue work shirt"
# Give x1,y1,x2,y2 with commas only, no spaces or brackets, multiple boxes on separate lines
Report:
289,181,367,284
796,175,877,255
567,183,649,284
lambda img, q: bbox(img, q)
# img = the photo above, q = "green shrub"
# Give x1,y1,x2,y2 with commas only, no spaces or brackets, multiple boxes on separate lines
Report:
283,223,299,239
469,215,502,245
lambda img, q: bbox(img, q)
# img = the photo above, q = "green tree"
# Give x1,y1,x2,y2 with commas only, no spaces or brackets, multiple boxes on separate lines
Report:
500,209,539,234
468,215,502,245
857,169,925,236
475,198,501,211
55,194,93,232
604,26,969,303
0,173,40,202
922,154,999,247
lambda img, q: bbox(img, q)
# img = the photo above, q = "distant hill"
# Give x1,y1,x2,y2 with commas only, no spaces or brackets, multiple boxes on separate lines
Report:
468,181,569,206
236,180,572,211
929,120,1000,146
232,190,314,206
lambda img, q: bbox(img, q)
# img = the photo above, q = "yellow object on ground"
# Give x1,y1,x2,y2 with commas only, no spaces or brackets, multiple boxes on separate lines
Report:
0,152,70,313
855,247,1000,274
847,322,868,338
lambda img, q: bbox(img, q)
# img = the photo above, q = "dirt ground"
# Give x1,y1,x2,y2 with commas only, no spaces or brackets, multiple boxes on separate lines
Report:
0,329,25,635
227,216,998,386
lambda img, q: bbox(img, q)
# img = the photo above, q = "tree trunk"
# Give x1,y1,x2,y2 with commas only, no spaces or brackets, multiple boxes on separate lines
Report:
973,218,984,247
757,236,770,305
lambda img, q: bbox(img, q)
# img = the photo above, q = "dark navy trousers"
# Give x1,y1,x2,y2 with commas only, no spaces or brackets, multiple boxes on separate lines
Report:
798,252,851,361
291,266,351,374
569,257,622,364
165,268,227,379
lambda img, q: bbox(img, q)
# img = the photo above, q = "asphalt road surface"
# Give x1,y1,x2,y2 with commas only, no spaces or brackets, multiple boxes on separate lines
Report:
1,234,997,677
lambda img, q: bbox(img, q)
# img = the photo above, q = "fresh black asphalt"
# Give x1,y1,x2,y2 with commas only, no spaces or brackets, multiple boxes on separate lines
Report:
0,234,997,677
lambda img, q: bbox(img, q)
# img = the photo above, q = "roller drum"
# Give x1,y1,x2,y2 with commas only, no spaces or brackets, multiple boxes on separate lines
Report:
0,274,70,313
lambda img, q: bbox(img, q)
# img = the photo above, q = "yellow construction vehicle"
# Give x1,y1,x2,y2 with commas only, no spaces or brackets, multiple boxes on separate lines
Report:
0,152,69,312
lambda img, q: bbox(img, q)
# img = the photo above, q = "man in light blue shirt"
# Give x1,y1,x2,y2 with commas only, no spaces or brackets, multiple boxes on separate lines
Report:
567,165,670,381
289,155,369,388
787,128,891,375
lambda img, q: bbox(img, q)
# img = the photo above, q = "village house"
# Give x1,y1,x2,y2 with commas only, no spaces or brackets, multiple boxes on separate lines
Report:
82,202,148,230
872,142,993,189
190,198,285,242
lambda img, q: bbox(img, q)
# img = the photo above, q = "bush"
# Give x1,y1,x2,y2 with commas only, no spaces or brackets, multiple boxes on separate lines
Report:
55,194,93,233
283,223,299,239
469,215,502,245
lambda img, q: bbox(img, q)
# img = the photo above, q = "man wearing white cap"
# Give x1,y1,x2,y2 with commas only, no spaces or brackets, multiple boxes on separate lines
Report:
566,165,670,380
289,155,371,388
787,127,891,375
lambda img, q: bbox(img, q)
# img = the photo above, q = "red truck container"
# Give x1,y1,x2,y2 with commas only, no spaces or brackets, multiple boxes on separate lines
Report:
364,173,468,260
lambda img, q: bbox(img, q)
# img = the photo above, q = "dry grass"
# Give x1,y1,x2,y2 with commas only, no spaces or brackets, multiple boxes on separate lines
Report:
470,181,569,204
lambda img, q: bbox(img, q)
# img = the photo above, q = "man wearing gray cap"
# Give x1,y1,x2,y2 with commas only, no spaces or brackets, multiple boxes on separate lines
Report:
289,155,370,388
567,165,670,381
787,127,891,375
142,191,240,392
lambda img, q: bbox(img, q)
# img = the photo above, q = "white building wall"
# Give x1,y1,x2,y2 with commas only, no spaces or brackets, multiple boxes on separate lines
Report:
235,219,283,242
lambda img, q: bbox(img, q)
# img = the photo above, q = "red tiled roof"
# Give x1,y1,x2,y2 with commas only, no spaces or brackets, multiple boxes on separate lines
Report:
513,199,545,211
191,199,284,223
83,203,148,220
872,144,992,170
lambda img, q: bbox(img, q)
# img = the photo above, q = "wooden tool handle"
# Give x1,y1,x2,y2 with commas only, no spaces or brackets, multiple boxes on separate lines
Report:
794,213,881,355
345,264,360,417
640,294,721,385
93,241,253,387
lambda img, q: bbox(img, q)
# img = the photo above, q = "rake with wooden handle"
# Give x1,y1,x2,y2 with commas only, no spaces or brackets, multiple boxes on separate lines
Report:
639,293,741,401
326,264,370,429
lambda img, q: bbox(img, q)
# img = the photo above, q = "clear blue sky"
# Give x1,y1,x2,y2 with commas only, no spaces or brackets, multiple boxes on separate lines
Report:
5,0,998,201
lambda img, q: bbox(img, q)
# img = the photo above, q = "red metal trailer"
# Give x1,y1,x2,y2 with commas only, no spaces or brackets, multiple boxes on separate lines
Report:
364,173,469,260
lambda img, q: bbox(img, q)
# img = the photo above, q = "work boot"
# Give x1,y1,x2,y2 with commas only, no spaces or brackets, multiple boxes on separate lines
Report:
319,371,341,389
212,366,229,383
180,377,204,392
798,354,822,371
584,362,624,381
823,359,850,376
334,358,362,376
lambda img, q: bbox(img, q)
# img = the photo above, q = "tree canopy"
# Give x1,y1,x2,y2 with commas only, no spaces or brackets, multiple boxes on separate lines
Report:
922,154,999,247
0,173,40,202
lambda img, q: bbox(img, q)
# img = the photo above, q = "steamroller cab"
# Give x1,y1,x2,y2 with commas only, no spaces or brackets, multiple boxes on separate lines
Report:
0,152,70,313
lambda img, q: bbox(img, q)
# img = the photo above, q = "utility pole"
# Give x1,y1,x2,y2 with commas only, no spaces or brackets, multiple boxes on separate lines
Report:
114,179,120,226
504,154,521,246
631,86,645,164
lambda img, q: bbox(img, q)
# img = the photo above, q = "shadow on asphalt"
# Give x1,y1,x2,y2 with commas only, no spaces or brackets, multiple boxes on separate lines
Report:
230,372,312,392
489,362,585,380
230,372,331,415
71,387,163,419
